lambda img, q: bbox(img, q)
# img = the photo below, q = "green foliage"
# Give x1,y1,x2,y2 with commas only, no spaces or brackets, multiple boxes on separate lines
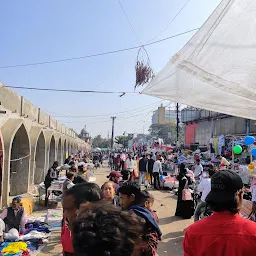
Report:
92,135,111,148
115,135,129,148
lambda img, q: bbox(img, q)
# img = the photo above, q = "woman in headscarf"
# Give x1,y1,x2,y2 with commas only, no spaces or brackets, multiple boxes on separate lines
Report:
175,163,194,219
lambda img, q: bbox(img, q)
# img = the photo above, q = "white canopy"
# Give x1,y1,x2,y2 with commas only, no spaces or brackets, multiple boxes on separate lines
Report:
142,0,256,120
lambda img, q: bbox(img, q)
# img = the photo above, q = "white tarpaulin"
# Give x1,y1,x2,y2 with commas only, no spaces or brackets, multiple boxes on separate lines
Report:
142,0,256,119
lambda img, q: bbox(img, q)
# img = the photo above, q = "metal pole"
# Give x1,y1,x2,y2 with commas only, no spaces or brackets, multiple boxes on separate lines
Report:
232,137,234,168
176,103,179,143
111,117,116,150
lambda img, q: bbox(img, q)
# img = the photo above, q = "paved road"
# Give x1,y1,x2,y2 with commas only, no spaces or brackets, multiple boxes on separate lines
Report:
39,165,193,255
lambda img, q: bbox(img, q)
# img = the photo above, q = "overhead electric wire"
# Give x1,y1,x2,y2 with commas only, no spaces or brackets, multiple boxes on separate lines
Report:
148,0,192,43
0,28,199,69
52,100,163,118
96,1,192,90
118,0,141,44
61,102,161,125
2,85,138,94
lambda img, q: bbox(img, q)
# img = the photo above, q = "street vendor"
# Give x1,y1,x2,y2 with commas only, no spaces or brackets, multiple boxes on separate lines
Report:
0,197,27,234
217,155,230,170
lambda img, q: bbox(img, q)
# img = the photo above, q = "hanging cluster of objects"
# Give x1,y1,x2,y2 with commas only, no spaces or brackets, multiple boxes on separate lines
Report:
134,46,154,89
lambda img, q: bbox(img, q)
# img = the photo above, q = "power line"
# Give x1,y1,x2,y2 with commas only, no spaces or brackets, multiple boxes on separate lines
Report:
118,0,141,44
96,1,192,91
60,103,161,125
0,28,199,69
2,85,138,94
52,100,163,118
148,0,192,43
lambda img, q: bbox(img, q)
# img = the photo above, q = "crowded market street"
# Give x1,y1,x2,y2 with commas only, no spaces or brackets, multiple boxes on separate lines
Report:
39,163,193,256
3,1,256,255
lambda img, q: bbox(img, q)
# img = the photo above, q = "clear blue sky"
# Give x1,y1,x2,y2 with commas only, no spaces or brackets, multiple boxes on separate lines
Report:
0,0,221,138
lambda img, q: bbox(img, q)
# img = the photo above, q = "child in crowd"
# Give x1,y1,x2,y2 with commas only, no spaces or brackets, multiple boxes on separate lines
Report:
118,183,162,256
102,181,119,207
140,190,159,223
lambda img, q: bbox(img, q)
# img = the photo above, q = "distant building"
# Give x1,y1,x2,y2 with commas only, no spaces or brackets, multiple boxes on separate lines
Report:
181,107,256,146
152,104,180,125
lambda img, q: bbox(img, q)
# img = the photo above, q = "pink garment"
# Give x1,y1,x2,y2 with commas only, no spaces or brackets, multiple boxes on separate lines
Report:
0,208,27,234
186,169,195,182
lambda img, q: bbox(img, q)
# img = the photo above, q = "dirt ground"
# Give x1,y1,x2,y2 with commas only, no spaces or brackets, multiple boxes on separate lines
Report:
39,165,193,256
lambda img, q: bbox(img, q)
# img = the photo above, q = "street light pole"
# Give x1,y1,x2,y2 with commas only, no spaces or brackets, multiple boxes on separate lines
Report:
111,116,116,150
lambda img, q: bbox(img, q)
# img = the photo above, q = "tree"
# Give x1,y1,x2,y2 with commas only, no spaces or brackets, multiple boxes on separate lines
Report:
92,135,111,148
115,136,129,148
149,123,176,144
149,123,185,144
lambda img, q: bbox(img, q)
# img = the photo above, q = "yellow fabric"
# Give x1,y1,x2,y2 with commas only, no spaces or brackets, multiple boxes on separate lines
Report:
146,173,151,181
21,198,34,215
2,242,27,254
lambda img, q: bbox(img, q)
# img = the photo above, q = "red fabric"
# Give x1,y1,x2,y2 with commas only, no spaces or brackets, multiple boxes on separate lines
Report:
61,219,74,253
184,211,256,256
185,123,198,146
163,177,177,183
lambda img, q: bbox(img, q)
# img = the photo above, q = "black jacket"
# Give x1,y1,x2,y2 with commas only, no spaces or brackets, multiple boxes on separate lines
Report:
147,159,155,173
4,207,24,231
139,158,148,173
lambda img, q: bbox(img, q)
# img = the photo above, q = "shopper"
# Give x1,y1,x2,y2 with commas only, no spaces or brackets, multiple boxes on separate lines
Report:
147,154,155,185
62,171,75,197
184,170,256,256
175,163,194,219
193,159,203,181
61,183,102,256
139,155,148,186
152,155,162,189
118,183,162,256
140,190,159,223
72,201,143,256
194,170,213,222
125,154,135,180
102,181,119,206
106,171,122,192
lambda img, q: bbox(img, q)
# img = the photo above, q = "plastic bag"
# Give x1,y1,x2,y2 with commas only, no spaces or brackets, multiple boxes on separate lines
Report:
160,175,165,183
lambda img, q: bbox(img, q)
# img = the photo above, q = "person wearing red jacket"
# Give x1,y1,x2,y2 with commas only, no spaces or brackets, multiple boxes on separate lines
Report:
184,170,256,256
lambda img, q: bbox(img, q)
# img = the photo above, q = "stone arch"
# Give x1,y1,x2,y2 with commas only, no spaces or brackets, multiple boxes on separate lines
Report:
34,132,46,184
10,124,30,196
63,139,67,162
49,136,56,167
57,137,62,164
75,142,78,153
71,141,74,155
67,141,71,156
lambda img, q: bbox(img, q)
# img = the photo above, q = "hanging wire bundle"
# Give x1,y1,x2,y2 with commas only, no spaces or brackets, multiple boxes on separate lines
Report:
135,46,154,89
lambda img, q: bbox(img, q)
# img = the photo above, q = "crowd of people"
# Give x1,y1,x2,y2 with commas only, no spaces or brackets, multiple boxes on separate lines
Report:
41,151,256,256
